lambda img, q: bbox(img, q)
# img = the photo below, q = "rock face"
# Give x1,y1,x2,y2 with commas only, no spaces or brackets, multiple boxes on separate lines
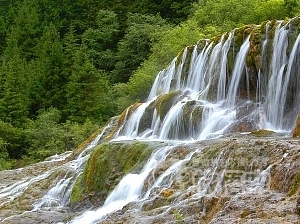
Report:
0,132,300,223
90,135,300,224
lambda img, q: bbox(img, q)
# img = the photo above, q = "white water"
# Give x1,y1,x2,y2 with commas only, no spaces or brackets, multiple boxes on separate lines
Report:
114,20,300,141
69,144,175,224
0,123,111,217
32,124,112,211
2,19,300,224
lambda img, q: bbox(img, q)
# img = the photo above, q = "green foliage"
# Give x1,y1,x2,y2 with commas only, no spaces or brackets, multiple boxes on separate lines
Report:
111,13,171,83
115,19,203,110
63,119,99,151
284,0,300,16
31,23,65,114
24,108,65,161
0,138,12,171
23,108,99,163
65,45,117,124
82,10,119,71
173,209,184,224
136,0,196,24
192,0,291,34
0,120,25,159
0,38,30,126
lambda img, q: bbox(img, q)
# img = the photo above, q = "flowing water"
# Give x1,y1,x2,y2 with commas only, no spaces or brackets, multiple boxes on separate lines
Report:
63,19,300,223
115,20,300,142
0,123,112,223
1,19,300,224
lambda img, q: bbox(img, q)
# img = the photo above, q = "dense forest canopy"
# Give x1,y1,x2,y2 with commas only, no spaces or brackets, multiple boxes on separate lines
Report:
0,0,299,169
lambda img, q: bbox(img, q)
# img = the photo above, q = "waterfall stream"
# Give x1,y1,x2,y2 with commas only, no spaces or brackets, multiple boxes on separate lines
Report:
1,18,300,224
114,21,300,143
67,19,300,223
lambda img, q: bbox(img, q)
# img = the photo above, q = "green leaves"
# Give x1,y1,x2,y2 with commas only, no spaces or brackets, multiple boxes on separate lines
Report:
24,108,99,162
25,108,64,160
191,0,291,34
111,13,171,83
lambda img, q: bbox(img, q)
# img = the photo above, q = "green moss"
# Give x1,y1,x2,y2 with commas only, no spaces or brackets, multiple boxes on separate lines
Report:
288,173,300,196
70,141,163,204
246,26,262,68
197,39,210,51
155,90,181,120
70,175,84,202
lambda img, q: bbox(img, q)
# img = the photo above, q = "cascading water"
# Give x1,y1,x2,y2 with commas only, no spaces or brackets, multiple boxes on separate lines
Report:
62,18,300,224
69,144,175,224
0,122,112,223
114,19,300,141
1,18,300,224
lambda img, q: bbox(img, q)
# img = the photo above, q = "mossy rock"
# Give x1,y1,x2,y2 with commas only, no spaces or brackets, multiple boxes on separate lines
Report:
155,90,182,120
70,141,163,204
288,173,300,196
250,129,276,137
233,25,254,47
182,101,203,137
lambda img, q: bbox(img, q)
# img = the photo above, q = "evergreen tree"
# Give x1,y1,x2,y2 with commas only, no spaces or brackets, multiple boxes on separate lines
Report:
31,23,66,117
66,45,117,124
82,10,120,71
111,13,170,83
0,38,29,126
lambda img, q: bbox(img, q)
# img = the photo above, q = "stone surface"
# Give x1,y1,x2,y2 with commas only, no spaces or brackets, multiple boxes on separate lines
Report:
0,135,300,223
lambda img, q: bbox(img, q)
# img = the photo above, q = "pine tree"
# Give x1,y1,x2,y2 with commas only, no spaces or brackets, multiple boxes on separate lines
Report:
0,38,29,127
31,23,66,116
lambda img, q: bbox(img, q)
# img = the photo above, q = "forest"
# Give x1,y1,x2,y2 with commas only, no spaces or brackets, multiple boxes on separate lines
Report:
0,0,299,169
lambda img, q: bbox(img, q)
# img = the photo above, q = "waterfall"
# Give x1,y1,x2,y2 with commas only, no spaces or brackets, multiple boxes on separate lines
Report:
226,35,250,107
69,145,175,224
31,123,112,211
114,19,300,141
263,22,300,131
2,18,300,224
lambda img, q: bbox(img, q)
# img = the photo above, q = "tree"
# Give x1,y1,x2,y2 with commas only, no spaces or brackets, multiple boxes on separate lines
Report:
0,38,30,126
0,138,12,170
31,23,66,117
114,18,203,110
284,0,300,16
66,44,117,124
9,0,42,61
25,108,65,161
82,10,120,71
111,13,170,83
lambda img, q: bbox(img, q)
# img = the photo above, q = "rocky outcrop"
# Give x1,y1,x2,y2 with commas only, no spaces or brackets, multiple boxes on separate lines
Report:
0,134,299,223
70,141,163,206
97,136,300,224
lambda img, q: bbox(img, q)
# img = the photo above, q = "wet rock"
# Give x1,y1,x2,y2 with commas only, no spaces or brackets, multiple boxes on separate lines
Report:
296,196,300,215
1,136,300,224
292,114,300,138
